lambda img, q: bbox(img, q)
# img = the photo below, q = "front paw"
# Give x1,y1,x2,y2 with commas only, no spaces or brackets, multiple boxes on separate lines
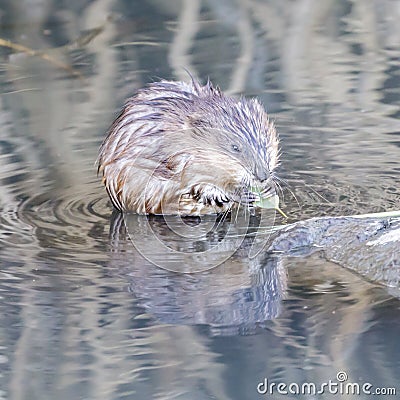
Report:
190,185,230,207
239,190,259,205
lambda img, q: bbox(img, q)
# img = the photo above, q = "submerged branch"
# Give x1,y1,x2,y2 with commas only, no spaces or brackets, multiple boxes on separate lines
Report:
0,38,82,78
0,20,107,79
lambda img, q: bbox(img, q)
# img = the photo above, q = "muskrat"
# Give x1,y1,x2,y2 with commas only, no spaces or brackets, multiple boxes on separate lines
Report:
97,78,279,215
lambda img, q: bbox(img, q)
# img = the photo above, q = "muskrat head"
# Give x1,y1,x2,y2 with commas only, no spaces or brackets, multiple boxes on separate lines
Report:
98,78,279,214
180,86,279,207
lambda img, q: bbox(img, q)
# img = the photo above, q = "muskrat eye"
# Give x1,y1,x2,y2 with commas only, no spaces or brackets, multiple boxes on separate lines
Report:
231,144,241,152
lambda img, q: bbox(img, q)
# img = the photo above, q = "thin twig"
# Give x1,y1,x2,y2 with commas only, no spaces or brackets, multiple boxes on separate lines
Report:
0,38,82,78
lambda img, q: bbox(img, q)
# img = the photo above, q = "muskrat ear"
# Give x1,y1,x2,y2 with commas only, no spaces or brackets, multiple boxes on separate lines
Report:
187,114,211,128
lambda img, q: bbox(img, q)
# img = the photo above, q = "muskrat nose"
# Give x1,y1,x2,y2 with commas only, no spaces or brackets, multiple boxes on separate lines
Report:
256,167,269,183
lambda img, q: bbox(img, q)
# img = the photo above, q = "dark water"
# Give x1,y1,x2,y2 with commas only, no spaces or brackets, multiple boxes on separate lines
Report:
0,1,399,399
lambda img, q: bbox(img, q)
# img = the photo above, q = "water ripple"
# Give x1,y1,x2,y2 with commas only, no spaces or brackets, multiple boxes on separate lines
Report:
0,181,110,265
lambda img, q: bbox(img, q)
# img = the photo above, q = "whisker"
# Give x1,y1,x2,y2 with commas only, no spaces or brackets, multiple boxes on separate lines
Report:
288,186,301,208
273,175,289,186
304,184,332,204
215,206,230,231
273,176,301,209
261,185,275,198
274,181,284,202
235,200,241,224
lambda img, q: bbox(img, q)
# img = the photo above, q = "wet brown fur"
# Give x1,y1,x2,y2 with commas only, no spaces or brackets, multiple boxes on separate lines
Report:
97,78,279,215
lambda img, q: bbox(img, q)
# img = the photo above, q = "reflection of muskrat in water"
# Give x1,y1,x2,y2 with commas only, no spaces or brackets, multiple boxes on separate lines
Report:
97,78,279,215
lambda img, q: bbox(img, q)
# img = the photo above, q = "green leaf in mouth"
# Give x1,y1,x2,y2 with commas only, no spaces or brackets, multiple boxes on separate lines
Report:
251,190,288,218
